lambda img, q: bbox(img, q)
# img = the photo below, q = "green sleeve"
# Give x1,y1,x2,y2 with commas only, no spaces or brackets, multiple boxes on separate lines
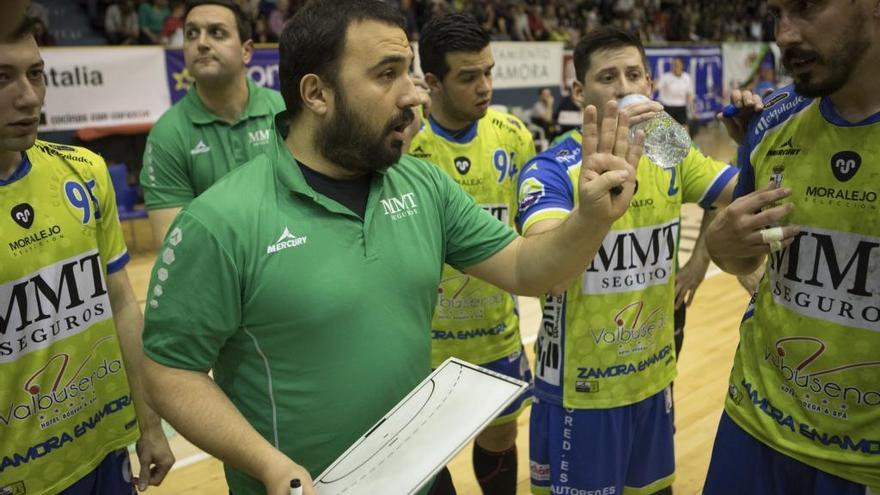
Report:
438,168,518,270
142,210,241,371
141,122,196,209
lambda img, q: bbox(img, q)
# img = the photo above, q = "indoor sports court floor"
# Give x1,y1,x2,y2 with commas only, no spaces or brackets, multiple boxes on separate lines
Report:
123,124,748,494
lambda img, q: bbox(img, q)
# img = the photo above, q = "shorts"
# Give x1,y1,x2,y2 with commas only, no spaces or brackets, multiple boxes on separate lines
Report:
704,411,873,495
530,388,675,495
480,346,533,425
58,449,135,495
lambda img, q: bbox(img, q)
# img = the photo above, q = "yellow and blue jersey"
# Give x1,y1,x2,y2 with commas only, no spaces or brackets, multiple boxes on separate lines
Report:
410,108,536,367
517,130,736,409
0,141,138,494
724,85,880,489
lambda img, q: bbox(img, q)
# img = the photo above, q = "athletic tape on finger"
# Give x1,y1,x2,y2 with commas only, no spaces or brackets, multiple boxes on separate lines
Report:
760,227,785,243
769,240,783,252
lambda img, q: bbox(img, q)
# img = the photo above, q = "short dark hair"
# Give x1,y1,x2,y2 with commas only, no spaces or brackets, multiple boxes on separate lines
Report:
279,0,405,119
2,17,34,43
418,13,490,81
184,0,252,43
573,27,648,83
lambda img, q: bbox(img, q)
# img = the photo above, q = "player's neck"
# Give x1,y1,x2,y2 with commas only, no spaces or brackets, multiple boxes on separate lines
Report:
429,105,476,133
827,52,880,122
0,150,21,181
195,75,249,124
285,116,367,180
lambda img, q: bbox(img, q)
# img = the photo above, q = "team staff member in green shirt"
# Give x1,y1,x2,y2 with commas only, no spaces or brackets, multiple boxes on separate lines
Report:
140,1,644,494
140,0,285,242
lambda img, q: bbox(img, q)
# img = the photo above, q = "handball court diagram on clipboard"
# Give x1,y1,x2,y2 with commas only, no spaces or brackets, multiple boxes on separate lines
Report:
313,357,528,495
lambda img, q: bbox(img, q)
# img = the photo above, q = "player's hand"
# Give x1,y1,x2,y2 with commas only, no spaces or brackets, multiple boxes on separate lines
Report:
674,254,710,309
706,181,800,261
620,98,664,127
577,101,644,226
717,89,764,145
263,458,316,495
134,422,175,490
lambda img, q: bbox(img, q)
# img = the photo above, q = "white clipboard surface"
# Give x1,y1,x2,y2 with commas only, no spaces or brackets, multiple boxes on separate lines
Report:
313,357,528,494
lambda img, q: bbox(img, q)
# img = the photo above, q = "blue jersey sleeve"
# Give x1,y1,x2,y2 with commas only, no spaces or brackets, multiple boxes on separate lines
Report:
515,148,577,234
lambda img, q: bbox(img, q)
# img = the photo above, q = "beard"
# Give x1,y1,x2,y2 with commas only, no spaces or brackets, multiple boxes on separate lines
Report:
782,17,869,97
315,90,415,174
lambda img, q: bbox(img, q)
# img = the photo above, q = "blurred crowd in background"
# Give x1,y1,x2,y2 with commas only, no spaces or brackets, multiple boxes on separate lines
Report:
24,0,774,47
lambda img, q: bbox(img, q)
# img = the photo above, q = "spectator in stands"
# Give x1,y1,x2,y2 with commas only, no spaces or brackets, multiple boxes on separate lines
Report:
554,87,582,136
141,0,285,241
655,57,694,129
161,1,185,46
268,0,289,39
510,3,532,41
527,5,547,40
237,0,260,21
253,14,274,43
530,87,559,141
106,0,141,45
139,0,171,44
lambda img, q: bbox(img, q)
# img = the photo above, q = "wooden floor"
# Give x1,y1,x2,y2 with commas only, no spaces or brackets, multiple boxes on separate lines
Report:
123,124,749,494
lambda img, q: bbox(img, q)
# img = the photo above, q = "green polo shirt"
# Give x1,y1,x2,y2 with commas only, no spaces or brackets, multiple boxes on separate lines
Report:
141,122,517,494
141,79,285,210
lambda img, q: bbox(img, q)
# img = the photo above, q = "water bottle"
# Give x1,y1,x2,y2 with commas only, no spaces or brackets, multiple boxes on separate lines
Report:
618,94,691,169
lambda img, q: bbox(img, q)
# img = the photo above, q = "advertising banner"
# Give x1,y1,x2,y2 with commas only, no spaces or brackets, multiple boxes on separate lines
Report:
40,46,170,131
646,46,724,121
489,42,565,90
164,46,281,103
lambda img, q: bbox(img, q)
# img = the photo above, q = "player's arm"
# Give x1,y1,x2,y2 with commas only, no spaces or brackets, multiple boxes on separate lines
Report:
520,218,576,295
675,148,739,304
141,127,196,244
465,102,642,296
147,207,181,244
106,269,175,489
141,360,315,495
675,208,715,308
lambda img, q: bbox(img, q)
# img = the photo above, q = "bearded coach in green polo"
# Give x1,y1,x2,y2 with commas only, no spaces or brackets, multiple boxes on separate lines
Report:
141,0,285,242
140,1,645,494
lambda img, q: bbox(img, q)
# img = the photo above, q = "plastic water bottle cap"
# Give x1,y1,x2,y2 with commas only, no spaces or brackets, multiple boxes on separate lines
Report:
617,93,651,111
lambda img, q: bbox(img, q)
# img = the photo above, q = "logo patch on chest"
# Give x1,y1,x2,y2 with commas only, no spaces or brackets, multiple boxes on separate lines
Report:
11,203,34,229
454,156,471,175
830,151,861,182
